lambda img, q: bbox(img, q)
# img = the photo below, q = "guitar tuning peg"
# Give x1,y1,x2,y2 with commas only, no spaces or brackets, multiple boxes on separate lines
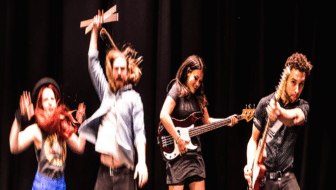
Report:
253,104,256,108
248,104,252,109
246,104,247,109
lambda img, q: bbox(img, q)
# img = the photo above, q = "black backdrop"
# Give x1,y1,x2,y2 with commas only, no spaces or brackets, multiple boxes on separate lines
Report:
0,0,333,189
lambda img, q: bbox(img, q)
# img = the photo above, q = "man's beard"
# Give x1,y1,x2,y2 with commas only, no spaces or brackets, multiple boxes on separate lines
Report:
114,77,127,91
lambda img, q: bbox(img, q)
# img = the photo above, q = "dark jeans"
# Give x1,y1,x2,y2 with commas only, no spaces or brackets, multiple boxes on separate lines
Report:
94,164,137,190
260,172,300,190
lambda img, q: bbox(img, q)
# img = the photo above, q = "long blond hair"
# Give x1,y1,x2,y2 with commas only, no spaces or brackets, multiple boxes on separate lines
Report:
101,28,142,93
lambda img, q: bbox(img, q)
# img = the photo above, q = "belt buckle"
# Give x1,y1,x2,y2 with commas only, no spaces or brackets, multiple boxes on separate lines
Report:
270,172,276,180
269,171,282,180
109,167,113,176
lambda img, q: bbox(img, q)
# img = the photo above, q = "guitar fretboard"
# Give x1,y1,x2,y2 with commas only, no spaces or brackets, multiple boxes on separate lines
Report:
161,115,244,147
188,115,243,137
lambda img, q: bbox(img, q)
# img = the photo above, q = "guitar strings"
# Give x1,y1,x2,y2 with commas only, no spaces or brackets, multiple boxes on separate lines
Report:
161,116,242,147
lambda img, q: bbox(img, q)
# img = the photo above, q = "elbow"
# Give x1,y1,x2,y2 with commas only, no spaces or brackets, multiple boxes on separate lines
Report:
10,145,19,154
73,148,85,155
159,111,168,123
76,141,86,155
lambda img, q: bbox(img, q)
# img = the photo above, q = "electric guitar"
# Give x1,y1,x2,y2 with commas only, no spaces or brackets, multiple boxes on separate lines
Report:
157,107,255,161
248,67,290,190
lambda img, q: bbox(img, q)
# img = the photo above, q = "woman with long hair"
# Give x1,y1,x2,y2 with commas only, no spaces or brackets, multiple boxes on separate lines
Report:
160,55,238,190
9,77,86,190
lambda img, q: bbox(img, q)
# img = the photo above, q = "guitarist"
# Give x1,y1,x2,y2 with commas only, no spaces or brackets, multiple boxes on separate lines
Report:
244,53,313,190
160,55,238,190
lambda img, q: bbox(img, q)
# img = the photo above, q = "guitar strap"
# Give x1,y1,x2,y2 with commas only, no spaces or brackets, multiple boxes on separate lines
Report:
266,120,283,143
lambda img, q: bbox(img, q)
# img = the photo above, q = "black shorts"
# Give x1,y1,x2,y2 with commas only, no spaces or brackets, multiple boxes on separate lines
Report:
170,175,205,186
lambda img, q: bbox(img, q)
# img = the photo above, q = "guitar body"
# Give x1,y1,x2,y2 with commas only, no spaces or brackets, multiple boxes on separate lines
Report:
251,158,266,189
157,107,255,161
250,141,267,190
157,112,203,161
252,164,266,190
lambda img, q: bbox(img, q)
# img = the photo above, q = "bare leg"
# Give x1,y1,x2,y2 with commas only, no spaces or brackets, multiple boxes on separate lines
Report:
169,185,184,190
189,180,205,190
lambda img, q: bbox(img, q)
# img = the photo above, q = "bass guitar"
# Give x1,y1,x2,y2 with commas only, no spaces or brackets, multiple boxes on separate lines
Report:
157,107,255,161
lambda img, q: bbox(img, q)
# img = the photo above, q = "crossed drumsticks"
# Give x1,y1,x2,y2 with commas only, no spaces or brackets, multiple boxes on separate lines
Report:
80,5,119,34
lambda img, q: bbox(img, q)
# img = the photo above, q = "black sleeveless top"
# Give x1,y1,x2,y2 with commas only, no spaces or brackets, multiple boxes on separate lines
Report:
35,130,67,179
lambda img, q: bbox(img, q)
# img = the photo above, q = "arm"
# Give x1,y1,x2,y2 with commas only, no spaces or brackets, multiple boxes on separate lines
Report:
10,91,39,154
159,96,189,155
66,133,86,154
278,107,305,126
160,96,179,140
10,119,39,154
87,10,109,101
267,99,306,127
134,143,148,188
131,94,148,187
88,11,101,54
66,102,86,154
244,124,261,184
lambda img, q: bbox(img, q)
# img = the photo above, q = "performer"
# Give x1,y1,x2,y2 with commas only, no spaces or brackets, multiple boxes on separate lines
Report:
244,53,313,190
9,77,86,190
78,10,148,190
159,55,238,190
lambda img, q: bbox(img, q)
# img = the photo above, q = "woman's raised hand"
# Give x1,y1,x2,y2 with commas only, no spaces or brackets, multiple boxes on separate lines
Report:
19,91,34,121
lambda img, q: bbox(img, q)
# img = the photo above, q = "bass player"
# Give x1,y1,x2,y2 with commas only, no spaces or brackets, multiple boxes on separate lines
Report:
244,52,313,190
160,55,238,190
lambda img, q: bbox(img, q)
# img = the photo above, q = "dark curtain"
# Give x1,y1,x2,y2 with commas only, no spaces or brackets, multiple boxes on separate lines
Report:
0,0,332,189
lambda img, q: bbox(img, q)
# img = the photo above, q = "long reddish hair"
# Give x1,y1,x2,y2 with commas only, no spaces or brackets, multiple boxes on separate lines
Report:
34,85,79,140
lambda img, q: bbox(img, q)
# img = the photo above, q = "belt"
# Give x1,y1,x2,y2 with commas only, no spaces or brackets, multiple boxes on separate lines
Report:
265,170,292,181
101,163,129,177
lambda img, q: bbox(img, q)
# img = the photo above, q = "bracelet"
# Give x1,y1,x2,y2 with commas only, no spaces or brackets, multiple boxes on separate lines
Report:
175,136,180,141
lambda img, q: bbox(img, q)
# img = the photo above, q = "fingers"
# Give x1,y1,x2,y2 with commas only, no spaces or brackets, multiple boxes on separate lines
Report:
134,164,148,188
133,169,138,181
179,147,188,155
20,94,24,115
20,91,31,116
229,114,238,127
266,99,280,121
139,172,148,188
93,10,104,31
177,139,189,155
244,165,252,183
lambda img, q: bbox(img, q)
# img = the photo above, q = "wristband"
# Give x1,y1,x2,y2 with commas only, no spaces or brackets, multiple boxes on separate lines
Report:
15,109,22,126
15,108,29,126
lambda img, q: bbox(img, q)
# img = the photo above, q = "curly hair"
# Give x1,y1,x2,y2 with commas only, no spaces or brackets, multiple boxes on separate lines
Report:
285,52,313,76
169,55,208,113
105,45,142,93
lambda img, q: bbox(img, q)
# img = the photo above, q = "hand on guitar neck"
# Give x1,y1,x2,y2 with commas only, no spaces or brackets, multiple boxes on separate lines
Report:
176,115,238,156
266,99,281,122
